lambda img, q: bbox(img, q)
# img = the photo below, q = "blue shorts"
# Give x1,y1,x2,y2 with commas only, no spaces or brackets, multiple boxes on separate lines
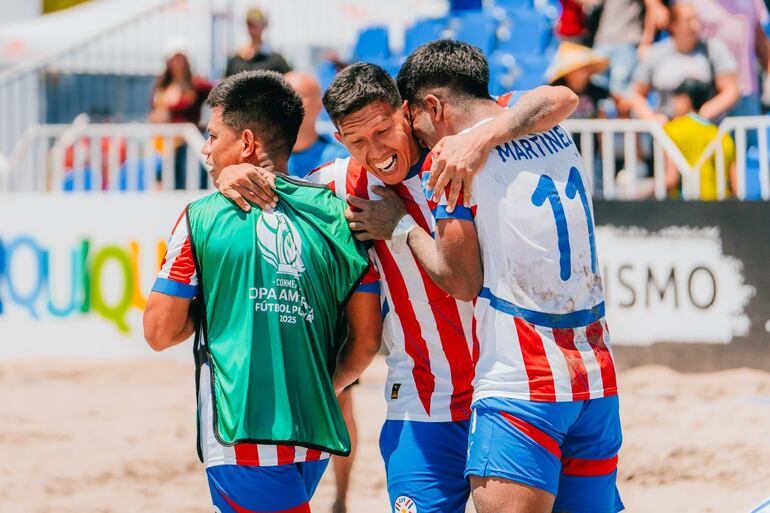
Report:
466,396,623,513
206,460,329,513
380,419,471,513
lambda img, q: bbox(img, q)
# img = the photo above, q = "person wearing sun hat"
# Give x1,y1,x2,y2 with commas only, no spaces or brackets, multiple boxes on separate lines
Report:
547,41,611,119
224,6,291,77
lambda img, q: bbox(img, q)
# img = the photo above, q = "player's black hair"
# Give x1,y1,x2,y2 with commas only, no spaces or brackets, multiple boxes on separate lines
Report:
673,79,711,112
397,39,492,106
206,70,304,161
323,63,401,126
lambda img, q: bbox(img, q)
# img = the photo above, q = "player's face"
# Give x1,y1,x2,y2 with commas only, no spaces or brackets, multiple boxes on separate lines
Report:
202,107,243,183
405,98,445,150
335,101,418,185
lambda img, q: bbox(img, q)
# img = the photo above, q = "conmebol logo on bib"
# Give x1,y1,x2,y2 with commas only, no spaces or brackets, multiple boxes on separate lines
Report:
256,209,305,278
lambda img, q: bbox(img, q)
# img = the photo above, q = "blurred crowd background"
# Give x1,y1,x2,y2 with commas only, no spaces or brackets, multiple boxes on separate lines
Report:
3,0,770,199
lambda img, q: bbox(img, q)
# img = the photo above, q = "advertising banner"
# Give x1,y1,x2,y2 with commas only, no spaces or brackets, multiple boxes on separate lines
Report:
1,195,768,369
595,200,769,370
0,193,198,360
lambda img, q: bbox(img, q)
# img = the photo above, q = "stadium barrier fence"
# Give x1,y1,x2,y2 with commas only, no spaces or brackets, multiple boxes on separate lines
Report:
3,116,770,198
0,0,229,157
1,117,207,193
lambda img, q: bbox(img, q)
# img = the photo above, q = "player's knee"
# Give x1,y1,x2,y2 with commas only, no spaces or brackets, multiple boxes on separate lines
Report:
470,475,555,513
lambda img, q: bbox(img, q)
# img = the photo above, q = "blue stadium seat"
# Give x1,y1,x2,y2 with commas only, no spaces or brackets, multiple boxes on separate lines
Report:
315,61,338,91
490,53,517,96
404,17,448,55
515,54,550,89
450,0,483,12
745,141,768,200
353,26,391,61
368,56,403,77
450,10,498,54
491,51,549,92
490,66,511,96
496,8,551,56
494,0,533,10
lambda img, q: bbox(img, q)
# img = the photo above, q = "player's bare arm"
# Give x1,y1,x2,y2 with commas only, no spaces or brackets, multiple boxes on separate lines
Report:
405,218,482,301
332,291,383,394
427,85,579,210
143,292,195,351
346,185,482,301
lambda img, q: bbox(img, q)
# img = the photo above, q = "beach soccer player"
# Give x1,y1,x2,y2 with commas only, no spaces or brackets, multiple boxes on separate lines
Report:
215,63,577,513
352,40,622,513
142,70,382,513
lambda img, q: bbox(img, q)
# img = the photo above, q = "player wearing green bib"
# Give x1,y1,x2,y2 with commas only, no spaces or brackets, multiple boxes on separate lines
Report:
144,71,382,513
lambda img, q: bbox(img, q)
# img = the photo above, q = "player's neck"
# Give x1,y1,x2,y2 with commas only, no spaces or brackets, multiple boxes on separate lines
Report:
293,125,319,153
408,137,422,166
247,156,289,176
449,99,503,135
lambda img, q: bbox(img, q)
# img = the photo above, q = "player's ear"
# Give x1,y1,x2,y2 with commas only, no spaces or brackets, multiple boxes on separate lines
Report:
333,130,342,144
240,129,258,160
424,94,442,121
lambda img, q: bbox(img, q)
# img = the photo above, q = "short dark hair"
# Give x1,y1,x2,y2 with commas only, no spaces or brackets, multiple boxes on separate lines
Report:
397,39,491,106
323,63,401,126
673,78,712,112
206,70,303,161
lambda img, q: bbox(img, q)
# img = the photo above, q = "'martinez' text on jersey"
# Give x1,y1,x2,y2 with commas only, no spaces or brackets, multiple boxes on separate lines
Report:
431,122,617,403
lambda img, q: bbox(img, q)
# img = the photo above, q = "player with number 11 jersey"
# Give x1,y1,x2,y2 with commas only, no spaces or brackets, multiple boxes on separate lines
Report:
396,40,623,513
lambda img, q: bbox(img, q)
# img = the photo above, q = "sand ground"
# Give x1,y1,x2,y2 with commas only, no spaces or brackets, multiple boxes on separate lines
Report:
1,356,769,513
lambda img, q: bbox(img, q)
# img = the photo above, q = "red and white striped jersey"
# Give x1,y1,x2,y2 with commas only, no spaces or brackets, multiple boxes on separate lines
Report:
153,211,331,467
430,121,618,403
307,154,476,422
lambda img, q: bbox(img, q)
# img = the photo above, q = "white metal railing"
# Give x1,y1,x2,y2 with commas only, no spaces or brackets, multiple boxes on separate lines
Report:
2,119,207,193
690,116,770,200
562,118,694,200
563,116,770,201
0,0,230,156
3,115,770,199
0,150,8,193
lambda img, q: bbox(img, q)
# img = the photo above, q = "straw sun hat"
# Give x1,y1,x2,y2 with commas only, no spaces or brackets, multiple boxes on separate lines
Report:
546,41,610,84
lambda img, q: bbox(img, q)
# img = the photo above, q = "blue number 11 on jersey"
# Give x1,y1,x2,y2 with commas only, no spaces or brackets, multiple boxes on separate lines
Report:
531,167,597,282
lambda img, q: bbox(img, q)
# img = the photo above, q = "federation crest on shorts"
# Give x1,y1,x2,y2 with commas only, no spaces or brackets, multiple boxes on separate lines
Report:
394,495,417,513
256,209,305,277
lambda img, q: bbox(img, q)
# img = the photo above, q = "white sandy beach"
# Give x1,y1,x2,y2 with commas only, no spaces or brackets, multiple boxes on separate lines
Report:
1,356,769,513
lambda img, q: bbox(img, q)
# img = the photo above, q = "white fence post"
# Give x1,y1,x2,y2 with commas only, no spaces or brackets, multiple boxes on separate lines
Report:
0,152,9,194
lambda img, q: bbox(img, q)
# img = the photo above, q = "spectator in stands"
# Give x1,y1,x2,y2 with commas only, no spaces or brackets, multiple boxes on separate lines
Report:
224,7,291,77
686,0,770,117
548,41,611,118
629,4,740,123
150,39,212,189
591,0,668,100
663,79,736,199
150,39,212,126
285,71,347,177
556,0,591,45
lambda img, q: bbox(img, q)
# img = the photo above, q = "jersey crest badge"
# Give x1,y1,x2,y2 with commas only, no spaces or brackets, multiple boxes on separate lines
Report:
394,495,417,513
257,209,306,277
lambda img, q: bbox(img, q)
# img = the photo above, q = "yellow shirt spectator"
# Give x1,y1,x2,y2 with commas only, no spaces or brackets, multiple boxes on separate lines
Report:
664,113,735,200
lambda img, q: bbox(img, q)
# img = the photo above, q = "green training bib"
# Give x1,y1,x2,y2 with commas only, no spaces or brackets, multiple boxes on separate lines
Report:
187,175,369,456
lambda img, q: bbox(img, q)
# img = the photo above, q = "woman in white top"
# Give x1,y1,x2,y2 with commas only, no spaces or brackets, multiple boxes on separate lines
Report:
629,3,740,123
